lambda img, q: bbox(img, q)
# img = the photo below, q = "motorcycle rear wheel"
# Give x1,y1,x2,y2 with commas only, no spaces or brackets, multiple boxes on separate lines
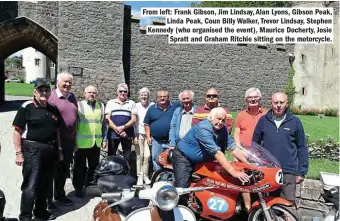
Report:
150,169,175,186
248,205,298,221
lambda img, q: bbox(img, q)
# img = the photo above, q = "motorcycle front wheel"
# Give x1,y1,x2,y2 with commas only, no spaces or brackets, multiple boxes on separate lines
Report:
248,205,298,221
150,169,175,186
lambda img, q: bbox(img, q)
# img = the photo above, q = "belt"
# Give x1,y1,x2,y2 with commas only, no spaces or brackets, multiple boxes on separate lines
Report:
154,138,169,143
24,139,55,145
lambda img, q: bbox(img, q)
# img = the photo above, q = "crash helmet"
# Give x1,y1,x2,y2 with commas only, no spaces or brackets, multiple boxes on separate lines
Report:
94,155,130,179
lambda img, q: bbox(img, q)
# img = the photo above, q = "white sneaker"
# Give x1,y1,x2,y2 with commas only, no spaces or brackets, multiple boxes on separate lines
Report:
143,176,151,185
137,176,143,185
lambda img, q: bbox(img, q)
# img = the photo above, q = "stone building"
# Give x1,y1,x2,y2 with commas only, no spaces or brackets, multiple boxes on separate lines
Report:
0,1,338,110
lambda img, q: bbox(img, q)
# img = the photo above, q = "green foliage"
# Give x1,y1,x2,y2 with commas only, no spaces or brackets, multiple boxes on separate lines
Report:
191,1,293,8
5,56,23,71
284,67,296,108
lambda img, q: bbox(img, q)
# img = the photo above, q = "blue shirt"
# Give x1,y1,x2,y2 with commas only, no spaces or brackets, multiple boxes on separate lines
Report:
178,119,236,163
144,102,181,140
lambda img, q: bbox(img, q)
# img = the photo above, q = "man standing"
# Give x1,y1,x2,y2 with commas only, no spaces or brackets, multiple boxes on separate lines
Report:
169,90,198,148
252,92,309,203
192,88,233,134
48,72,78,207
234,87,267,211
144,89,181,172
105,83,136,161
72,86,106,197
234,88,267,148
132,87,154,185
13,80,62,221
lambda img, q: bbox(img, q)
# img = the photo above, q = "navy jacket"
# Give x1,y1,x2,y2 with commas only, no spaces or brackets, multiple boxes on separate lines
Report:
252,110,309,177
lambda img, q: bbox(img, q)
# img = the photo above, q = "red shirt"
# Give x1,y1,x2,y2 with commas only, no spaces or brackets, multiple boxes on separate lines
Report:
235,107,267,147
192,105,233,134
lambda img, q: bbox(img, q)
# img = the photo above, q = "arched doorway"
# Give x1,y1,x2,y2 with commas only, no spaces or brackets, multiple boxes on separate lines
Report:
0,16,58,103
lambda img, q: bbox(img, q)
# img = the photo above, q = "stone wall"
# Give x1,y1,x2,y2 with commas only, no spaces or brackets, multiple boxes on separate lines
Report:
0,1,18,22
296,179,338,221
57,1,125,102
18,1,59,36
129,19,294,111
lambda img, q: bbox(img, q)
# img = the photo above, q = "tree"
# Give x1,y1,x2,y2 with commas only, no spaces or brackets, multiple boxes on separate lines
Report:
191,1,293,8
5,56,23,70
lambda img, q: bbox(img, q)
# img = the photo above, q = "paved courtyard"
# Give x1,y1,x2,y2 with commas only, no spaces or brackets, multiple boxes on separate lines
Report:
0,96,100,221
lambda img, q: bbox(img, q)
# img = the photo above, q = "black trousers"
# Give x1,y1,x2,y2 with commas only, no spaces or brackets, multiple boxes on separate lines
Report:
19,140,57,220
48,139,74,200
108,138,132,161
72,145,100,192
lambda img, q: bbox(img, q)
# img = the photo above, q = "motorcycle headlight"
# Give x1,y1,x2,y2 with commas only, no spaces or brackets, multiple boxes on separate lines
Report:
155,184,179,211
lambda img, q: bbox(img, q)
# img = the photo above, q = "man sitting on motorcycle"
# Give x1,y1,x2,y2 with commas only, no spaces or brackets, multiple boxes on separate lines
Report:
172,107,250,190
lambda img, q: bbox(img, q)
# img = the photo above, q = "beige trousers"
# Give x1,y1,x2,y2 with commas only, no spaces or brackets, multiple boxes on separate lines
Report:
135,134,150,177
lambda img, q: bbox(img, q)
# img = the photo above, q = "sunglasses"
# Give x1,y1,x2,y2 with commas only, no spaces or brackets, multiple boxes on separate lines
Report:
119,90,128,93
206,94,218,98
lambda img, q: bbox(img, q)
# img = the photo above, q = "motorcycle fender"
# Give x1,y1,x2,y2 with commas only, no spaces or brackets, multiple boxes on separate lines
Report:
250,196,293,212
125,206,197,221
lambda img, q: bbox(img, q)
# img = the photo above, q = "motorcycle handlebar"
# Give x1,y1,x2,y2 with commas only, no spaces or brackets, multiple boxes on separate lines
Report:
101,192,122,200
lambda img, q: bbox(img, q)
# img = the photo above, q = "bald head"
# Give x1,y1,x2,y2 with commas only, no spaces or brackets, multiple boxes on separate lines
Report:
271,92,288,117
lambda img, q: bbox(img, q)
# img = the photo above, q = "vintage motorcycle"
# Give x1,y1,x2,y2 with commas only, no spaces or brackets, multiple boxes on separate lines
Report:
151,143,299,221
90,180,213,221
87,155,212,221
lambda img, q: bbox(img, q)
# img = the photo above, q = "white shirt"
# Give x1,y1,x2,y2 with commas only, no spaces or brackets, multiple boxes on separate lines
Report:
132,101,154,135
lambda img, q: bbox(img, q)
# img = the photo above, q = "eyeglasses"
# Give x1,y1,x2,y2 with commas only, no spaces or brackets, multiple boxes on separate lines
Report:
119,90,128,94
206,94,218,98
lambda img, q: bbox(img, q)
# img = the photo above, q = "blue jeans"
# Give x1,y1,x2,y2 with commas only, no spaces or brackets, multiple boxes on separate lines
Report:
151,139,169,171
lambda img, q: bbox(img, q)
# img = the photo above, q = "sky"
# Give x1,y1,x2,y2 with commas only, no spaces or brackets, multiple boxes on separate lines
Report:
125,1,197,26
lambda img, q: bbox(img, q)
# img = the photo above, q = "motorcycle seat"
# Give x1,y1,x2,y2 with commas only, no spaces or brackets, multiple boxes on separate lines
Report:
117,198,150,216
98,175,136,192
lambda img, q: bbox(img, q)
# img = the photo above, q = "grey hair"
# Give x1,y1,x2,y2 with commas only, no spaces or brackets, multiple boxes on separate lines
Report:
178,89,195,100
139,87,150,95
84,85,98,94
117,83,128,91
245,87,262,99
57,72,73,82
208,107,226,121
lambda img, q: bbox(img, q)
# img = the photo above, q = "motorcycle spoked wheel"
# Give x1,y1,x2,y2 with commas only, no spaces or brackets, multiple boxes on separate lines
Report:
248,205,298,221
150,169,175,186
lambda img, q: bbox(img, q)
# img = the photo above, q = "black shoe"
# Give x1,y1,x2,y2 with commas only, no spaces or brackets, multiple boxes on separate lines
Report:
19,219,32,221
54,196,73,206
47,201,59,212
34,211,56,220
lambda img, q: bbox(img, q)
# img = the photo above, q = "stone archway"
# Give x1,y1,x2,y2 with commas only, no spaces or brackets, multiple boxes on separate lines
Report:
0,16,58,102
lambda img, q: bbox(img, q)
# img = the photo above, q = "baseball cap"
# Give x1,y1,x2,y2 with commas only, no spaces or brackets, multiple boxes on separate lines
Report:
34,79,51,89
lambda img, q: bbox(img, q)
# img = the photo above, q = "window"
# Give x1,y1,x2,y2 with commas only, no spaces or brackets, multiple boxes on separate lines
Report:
51,63,55,68
300,54,306,64
302,87,306,96
35,58,40,66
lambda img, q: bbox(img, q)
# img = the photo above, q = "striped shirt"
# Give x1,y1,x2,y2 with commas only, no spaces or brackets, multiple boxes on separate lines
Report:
105,98,136,139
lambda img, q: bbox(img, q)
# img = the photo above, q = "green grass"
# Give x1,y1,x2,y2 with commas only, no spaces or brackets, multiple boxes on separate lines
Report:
5,82,34,96
306,159,339,179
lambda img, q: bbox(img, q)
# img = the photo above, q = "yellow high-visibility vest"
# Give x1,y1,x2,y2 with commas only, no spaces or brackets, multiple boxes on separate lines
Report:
76,100,104,148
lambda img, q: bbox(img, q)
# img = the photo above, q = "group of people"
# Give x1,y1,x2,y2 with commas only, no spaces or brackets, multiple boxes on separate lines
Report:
12,72,309,221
